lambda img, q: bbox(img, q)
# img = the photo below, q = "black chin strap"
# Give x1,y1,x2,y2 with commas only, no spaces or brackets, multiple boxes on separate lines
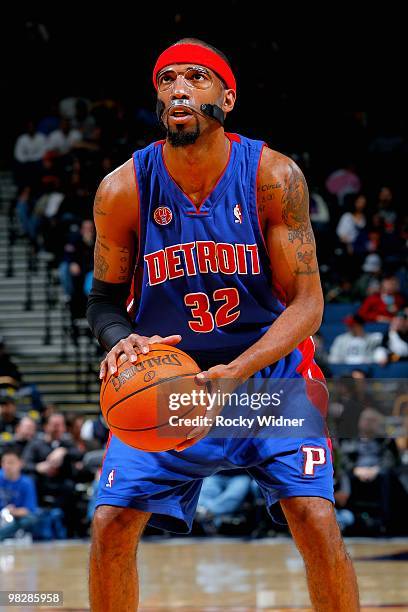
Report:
156,100,225,126
156,100,165,123
200,104,225,126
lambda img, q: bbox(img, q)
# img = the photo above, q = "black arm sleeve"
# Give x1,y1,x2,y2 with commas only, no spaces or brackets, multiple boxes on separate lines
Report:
86,278,135,351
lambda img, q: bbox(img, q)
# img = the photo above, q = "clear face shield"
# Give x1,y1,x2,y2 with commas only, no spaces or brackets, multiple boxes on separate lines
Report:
156,66,226,127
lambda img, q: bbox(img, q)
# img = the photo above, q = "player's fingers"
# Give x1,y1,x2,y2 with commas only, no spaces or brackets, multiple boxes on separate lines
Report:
99,358,108,380
174,436,201,452
133,336,150,355
154,334,182,346
120,339,139,363
186,426,206,440
107,349,120,376
195,370,209,385
174,439,196,452
174,426,208,451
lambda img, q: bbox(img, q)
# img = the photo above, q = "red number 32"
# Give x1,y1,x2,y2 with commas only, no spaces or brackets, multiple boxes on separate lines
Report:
184,288,240,333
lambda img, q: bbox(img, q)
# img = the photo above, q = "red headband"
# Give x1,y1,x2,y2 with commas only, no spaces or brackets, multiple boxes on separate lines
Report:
153,43,236,92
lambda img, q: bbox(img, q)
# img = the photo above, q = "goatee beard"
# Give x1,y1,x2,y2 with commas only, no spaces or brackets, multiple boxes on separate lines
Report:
166,121,200,147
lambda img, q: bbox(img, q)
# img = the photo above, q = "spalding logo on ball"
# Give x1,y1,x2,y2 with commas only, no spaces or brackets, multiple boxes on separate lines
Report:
100,344,205,452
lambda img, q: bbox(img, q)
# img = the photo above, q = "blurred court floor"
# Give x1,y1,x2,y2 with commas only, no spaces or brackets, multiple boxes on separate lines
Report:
1,537,407,610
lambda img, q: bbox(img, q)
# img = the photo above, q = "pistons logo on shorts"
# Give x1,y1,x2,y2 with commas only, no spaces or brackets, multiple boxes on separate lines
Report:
301,446,326,476
154,206,173,226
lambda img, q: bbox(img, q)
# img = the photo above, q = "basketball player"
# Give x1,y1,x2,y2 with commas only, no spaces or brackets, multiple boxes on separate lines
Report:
87,39,360,610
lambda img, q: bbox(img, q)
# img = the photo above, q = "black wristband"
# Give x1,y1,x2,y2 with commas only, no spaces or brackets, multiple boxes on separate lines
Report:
86,278,134,351
96,323,134,352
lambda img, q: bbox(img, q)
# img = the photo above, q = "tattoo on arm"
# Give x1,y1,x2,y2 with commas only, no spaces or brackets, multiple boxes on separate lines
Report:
94,193,106,216
94,239,109,280
281,166,318,276
257,182,282,214
118,247,131,281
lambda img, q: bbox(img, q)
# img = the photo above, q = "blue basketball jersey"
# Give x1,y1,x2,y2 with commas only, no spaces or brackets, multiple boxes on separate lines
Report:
131,133,314,373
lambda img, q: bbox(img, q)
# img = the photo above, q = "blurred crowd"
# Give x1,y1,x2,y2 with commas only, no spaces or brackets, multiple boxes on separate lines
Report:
1,103,407,541
0,354,109,540
1,380,407,540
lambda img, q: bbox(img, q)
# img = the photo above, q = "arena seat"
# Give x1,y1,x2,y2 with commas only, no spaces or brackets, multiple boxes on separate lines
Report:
371,362,408,378
323,303,360,323
327,362,407,379
318,323,347,349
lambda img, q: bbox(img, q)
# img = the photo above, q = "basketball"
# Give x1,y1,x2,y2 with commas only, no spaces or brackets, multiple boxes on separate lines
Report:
100,343,205,451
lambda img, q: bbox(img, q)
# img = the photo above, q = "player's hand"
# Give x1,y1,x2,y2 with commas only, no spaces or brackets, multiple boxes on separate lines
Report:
99,333,182,380
174,364,240,452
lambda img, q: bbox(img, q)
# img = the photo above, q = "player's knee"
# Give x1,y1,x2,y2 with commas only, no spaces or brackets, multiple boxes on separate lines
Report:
91,505,147,552
304,508,348,562
285,498,344,555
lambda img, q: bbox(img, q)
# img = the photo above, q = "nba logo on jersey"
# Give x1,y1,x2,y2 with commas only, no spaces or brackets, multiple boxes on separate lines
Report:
154,206,173,226
233,203,242,224
105,469,115,488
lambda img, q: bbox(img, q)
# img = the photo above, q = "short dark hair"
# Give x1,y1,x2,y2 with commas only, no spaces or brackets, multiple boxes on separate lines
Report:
1,447,21,461
175,38,231,68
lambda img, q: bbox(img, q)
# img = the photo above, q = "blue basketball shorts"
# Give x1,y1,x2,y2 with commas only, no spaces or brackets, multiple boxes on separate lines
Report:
95,361,334,533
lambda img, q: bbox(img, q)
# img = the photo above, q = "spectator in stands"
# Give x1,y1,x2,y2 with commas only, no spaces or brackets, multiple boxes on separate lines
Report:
22,413,78,536
379,310,408,362
46,118,82,157
60,219,95,318
353,253,382,300
0,340,44,414
22,414,74,474
64,414,97,485
329,370,376,439
332,441,355,533
336,193,367,254
196,471,252,530
340,408,402,534
326,276,355,303
72,98,96,139
58,170,94,223
328,314,384,365
13,120,47,188
358,276,406,322
59,96,91,123
0,448,38,541
353,213,384,259
376,186,398,233
32,175,65,249
80,414,109,447
65,413,100,456
0,394,21,438
12,417,38,455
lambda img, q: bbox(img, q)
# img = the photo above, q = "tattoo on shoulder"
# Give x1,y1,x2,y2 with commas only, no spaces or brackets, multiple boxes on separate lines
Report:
94,193,106,216
281,166,312,244
281,165,318,276
257,182,282,214
94,239,109,280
